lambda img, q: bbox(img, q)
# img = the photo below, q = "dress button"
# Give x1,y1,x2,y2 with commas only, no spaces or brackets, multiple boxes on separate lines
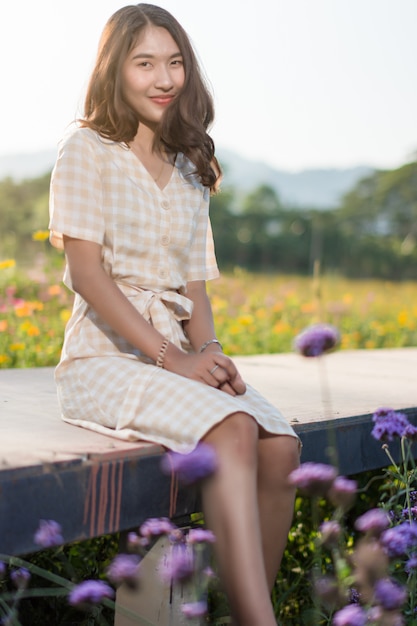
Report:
161,200,170,210
159,269,168,279
161,235,170,246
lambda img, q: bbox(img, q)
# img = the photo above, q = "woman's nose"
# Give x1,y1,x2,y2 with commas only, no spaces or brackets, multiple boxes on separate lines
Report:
154,64,174,89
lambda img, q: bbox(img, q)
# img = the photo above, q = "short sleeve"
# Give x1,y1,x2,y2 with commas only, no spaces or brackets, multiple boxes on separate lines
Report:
49,128,105,250
186,192,219,282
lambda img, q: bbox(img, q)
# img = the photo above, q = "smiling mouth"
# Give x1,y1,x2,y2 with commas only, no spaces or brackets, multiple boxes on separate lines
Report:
150,96,175,105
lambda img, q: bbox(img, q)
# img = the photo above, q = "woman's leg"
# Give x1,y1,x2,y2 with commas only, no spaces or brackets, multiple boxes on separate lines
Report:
257,433,300,590
201,412,277,626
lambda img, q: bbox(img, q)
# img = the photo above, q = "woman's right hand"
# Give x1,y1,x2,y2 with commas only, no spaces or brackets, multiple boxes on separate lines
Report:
164,347,246,397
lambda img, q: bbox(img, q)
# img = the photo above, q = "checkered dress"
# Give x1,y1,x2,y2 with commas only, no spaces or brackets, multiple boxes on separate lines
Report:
49,127,298,452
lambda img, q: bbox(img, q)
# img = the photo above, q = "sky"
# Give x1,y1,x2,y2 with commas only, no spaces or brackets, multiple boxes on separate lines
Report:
1,0,416,171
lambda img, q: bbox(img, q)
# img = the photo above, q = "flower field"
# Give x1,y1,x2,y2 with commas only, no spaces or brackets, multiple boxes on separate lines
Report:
1,259,417,369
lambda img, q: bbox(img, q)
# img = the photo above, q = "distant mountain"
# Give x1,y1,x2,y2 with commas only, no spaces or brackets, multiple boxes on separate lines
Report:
0,147,374,209
217,148,374,209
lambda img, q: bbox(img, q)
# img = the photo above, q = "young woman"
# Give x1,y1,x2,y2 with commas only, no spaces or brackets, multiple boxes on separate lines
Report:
49,5,300,624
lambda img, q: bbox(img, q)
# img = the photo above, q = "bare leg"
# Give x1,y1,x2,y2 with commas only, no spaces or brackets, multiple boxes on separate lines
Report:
257,433,300,590
201,412,277,626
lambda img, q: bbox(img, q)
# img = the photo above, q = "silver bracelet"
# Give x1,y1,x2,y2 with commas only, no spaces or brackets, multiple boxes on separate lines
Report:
199,338,223,353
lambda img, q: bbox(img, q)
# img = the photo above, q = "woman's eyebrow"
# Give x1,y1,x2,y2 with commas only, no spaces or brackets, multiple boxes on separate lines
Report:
131,51,183,61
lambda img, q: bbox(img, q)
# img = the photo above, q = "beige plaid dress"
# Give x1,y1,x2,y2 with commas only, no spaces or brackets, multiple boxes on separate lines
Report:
49,127,298,452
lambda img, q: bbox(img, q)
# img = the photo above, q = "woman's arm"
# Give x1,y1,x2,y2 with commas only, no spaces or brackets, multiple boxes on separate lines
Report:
64,238,245,394
64,236,171,362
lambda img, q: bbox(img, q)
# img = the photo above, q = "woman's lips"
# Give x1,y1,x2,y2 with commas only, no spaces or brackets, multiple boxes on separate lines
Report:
150,96,174,106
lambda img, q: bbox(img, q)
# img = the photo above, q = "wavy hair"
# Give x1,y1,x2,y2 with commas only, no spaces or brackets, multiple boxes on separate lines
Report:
80,3,221,191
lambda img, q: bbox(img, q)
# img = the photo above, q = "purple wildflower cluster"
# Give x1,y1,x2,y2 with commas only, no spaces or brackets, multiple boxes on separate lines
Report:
160,544,195,584
332,603,367,626
371,407,417,442
380,521,417,558
354,508,390,537
122,517,215,620
10,568,31,590
294,323,340,357
34,519,64,548
68,580,115,607
288,462,338,497
289,463,358,511
160,442,218,484
106,554,141,589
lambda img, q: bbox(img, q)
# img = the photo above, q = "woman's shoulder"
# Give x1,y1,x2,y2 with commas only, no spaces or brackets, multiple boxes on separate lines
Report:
58,124,125,155
58,124,102,151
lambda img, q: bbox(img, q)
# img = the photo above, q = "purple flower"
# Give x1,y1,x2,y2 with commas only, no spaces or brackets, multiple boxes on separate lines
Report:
380,522,417,558
402,506,417,521
294,323,340,357
332,604,367,626
319,521,342,548
34,519,63,548
68,580,115,607
354,508,390,536
0,561,6,580
11,568,31,589
161,443,218,484
181,600,208,618
349,588,360,604
106,554,141,588
371,407,413,441
374,578,407,610
187,528,216,544
139,517,176,540
403,423,417,440
288,462,337,496
328,477,357,510
405,553,417,572
159,545,194,583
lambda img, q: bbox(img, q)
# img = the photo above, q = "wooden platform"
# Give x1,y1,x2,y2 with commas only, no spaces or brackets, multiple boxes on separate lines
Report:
1,348,416,556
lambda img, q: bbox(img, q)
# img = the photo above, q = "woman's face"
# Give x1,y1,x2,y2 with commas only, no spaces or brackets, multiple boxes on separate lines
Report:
122,25,185,127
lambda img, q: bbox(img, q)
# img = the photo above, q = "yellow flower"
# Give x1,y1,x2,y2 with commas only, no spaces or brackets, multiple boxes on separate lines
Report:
237,314,254,326
9,342,25,351
0,354,10,364
19,321,40,336
32,230,50,242
60,309,72,323
397,311,408,327
0,259,16,270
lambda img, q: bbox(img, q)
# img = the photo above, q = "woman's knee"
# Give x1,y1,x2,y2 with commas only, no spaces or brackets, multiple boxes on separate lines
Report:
258,434,300,490
203,412,259,466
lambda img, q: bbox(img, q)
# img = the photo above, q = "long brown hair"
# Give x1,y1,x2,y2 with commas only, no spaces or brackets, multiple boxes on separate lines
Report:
81,3,221,191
